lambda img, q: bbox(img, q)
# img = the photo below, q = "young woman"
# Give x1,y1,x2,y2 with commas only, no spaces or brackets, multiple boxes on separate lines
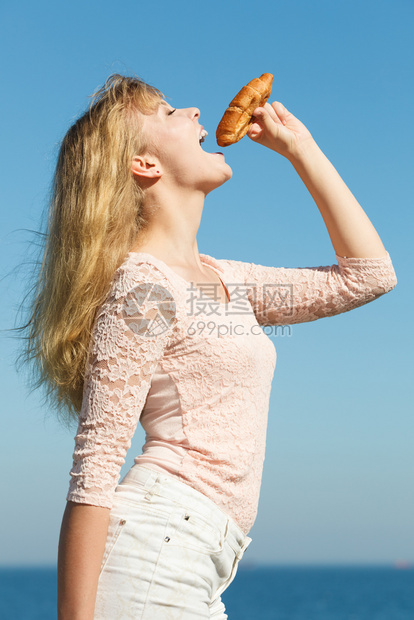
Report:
21,74,396,619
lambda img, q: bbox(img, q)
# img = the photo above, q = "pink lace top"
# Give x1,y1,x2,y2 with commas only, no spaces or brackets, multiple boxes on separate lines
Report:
66,250,397,534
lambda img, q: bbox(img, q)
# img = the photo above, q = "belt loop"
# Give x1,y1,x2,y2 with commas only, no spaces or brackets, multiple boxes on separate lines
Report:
143,469,156,490
237,535,252,559
144,472,161,500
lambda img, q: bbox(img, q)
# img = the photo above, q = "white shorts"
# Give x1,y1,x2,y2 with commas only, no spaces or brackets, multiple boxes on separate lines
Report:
94,464,252,619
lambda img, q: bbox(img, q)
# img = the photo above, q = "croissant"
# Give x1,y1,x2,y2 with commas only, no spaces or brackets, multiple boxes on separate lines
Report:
216,73,274,147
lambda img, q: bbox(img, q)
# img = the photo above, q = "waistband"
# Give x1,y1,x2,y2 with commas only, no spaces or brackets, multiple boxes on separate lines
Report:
118,464,252,558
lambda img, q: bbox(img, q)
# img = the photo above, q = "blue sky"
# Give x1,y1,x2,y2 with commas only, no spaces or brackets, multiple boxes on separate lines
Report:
1,0,412,567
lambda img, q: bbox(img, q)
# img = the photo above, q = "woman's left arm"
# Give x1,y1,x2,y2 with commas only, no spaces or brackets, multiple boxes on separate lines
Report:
248,102,387,259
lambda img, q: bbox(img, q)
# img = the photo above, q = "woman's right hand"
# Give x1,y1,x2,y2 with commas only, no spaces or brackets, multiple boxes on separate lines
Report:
247,101,314,160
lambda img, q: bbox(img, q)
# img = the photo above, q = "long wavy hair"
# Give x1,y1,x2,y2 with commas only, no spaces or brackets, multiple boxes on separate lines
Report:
15,74,164,428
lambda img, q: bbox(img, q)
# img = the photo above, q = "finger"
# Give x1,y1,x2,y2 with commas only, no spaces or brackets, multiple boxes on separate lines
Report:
271,101,289,125
251,106,277,133
263,101,280,123
247,121,263,139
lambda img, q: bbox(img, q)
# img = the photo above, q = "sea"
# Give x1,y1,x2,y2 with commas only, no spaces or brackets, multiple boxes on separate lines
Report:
0,565,413,619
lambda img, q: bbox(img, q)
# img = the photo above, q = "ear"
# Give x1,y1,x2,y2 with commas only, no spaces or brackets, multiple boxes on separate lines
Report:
131,155,162,180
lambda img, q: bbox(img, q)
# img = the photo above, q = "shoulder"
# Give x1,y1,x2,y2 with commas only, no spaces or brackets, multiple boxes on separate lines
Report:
109,252,180,301
92,253,179,344
92,253,180,328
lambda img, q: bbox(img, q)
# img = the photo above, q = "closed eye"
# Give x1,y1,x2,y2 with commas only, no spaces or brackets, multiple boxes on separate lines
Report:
168,108,176,115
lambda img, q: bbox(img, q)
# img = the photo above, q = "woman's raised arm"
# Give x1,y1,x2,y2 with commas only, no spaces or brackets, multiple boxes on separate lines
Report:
248,101,389,259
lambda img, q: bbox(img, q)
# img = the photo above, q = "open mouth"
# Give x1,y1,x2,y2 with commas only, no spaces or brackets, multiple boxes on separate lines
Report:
199,128,208,146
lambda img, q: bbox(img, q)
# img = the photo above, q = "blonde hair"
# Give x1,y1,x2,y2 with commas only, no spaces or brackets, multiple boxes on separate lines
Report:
15,74,164,427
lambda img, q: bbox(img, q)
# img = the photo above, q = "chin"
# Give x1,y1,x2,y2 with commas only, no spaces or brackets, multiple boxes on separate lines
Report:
201,163,233,195
210,172,233,194
219,163,233,183
223,166,233,184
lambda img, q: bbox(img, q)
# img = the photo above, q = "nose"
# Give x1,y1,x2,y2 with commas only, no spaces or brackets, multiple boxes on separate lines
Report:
186,107,200,121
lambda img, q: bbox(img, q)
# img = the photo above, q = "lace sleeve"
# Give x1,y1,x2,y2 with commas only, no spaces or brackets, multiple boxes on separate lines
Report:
66,263,177,508
221,251,397,326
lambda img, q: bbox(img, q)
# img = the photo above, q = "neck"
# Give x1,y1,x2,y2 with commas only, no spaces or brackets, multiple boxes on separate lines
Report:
132,184,207,269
